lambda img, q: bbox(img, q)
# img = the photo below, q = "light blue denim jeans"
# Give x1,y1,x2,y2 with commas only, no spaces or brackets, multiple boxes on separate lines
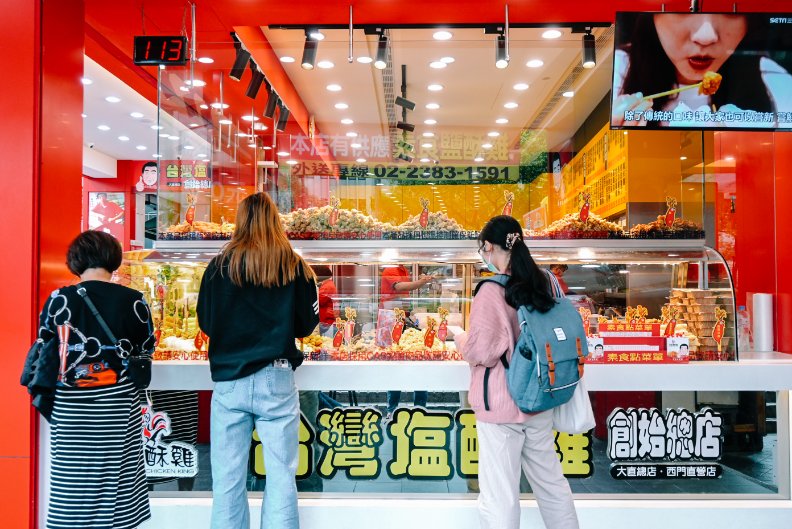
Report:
210,362,300,529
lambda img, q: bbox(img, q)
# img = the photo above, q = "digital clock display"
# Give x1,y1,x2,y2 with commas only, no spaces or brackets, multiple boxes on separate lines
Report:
133,36,188,66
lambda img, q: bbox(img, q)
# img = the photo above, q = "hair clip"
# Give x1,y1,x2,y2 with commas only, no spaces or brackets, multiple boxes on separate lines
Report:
505,232,522,250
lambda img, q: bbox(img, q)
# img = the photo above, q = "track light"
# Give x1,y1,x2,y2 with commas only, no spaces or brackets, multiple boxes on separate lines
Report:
495,34,509,69
396,153,413,163
395,96,416,111
301,32,318,70
229,46,251,81
582,32,596,69
374,33,388,70
276,104,290,131
246,64,265,99
264,86,279,119
396,121,415,132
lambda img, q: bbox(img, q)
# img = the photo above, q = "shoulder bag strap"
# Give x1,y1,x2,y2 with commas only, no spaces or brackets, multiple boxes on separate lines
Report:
76,286,119,344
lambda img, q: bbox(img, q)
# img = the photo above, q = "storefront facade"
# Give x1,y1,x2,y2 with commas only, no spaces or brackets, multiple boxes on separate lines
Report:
4,1,792,528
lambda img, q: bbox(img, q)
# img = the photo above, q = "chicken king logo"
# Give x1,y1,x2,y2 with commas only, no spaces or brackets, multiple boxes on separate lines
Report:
142,397,199,477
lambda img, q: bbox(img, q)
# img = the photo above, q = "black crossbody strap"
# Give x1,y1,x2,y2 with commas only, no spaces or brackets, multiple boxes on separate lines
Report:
76,287,119,344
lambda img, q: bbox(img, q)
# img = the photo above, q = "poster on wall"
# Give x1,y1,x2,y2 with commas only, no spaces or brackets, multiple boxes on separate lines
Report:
88,191,124,241
134,161,159,192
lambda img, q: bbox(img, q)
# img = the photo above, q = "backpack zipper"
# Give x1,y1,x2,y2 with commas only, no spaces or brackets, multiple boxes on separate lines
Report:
543,380,580,393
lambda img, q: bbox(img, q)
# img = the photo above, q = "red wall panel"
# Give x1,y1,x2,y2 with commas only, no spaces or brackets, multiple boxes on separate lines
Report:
773,135,792,353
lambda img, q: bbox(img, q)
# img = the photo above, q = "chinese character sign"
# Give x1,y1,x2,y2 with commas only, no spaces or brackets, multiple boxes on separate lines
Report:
142,402,198,478
251,412,315,480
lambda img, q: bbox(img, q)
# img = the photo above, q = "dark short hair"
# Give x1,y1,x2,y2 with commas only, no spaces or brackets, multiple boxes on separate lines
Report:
594,343,604,350
141,161,158,173
312,265,332,279
66,231,123,275
97,192,108,199
680,343,689,350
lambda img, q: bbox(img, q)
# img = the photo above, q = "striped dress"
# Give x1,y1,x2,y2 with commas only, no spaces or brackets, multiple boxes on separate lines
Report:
39,282,154,529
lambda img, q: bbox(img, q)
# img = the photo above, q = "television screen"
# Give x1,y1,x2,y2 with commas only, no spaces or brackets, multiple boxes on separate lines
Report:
611,12,792,130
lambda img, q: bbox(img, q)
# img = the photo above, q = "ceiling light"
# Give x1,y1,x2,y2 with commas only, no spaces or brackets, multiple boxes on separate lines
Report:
184,145,195,150
254,123,268,131
724,156,735,161
396,121,415,132
218,118,233,125
395,95,416,111
242,115,259,122
428,84,443,91
81,77,93,85
97,125,110,131
504,102,518,109
582,32,596,69
308,30,325,41
542,29,562,39
421,142,432,148
280,56,295,63
426,103,440,110
474,155,485,162
423,119,437,126
318,60,334,69
680,156,688,160
513,83,529,91
150,125,163,130
118,136,129,141
277,150,290,156
136,145,146,150
105,96,121,103
356,158,367,163
482,143,493,149
200,104,209,109
286,159,299,165
335,102,349,109
487,131,500,137
433,30,453,40
346,131,358,137
237,132,248,137
375,33,388,70
326,84,342,92
495,35,509,69
441,56,455,63
211,102,230,109
197,153,207,158
357,56,373,64
229,45,252,81
130,112,144,119
198,56,214,64
264,89,279,118
245,67,265,98
495,118,509,124
430,61,447,69
167,135,179,140
422,132,435,137
301,32,318,70
527,59,544,68
186,79,207,87
562,91,574,98
179,86,190,92
351,142,362,148
81,113,87,118
341,118,354,125
420,157,431,163
153,154,162,158
396,153,413,162
276,105,290,131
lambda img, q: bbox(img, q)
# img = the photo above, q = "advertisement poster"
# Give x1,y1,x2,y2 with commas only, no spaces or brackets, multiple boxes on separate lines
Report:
88,192,125,241
134,161,159,192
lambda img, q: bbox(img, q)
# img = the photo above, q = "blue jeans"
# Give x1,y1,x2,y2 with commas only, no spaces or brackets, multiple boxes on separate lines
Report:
386,390,428,414
211,364,300,529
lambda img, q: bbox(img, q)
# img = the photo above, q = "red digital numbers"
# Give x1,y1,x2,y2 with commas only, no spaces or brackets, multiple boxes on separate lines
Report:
134,36,187,65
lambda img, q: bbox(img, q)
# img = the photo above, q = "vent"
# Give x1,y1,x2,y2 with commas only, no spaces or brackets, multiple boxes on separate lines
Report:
379,30,400,156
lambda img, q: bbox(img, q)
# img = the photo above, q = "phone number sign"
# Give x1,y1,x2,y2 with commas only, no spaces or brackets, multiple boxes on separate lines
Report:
290,161,520,182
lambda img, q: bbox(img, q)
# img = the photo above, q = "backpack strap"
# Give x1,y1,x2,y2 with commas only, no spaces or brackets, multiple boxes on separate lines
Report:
473,274,509,297
545,343,556,386
576,337,585,378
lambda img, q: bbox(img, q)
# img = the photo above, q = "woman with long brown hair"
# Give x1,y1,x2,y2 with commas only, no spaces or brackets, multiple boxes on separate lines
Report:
198,192,318,529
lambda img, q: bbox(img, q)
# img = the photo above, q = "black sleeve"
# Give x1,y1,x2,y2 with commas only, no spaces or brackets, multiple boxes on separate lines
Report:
294,265,319,338
37,294,57,342
197,259,214,338
131,293,156,356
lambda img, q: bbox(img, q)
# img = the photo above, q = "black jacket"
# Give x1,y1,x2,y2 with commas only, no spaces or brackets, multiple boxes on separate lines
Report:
197,256,319,382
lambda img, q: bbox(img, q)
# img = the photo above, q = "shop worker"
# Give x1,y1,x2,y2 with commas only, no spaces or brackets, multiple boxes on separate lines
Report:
380,263,435,421
550,263,571,294
313,264,337,334
198,192,319,529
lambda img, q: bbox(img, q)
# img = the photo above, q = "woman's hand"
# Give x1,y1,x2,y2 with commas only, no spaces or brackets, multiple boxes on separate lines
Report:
612,93,653,126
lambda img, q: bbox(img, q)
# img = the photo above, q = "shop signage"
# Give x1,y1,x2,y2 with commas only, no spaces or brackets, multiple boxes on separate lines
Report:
162,161,210,189
251,407,593,481
142,401,199,478
288,161,519,182
607,407,723,480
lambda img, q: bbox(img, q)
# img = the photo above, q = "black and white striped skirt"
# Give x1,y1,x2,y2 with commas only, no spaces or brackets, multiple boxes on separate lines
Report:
47,382,150,529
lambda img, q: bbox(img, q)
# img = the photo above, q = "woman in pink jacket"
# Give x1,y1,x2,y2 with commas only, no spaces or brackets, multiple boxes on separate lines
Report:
455,215,579,529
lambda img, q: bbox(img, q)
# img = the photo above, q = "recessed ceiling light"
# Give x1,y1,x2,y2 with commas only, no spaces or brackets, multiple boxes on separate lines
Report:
425,103,440,110
186,79,206,87
680,156,687,160
356,157,367,163
724,156,735,161
241,115,259,122
318,60,334,69
237,132,248,137
513,83,529,91
562,91,574,98
308,30,325,41
351,142,362,148
428,84,444,92
346,131,358,137
105,96,121,103
179,86,190,92
167,135,179,141
423,132,435,137
424,119,437,125
433,30,453,41
184,145,195,150
334,102,349,109
150,125,163,130
430,61,447,69
159,133,169,138
488,131,500,137
326,84,342,92
277,151,290,157
197,56,214,64
253,123,268,130
262,145,272,149
218,118,233,125
153,154,162,158
81,113,87,118
117,136,129,141
495,118,509,124
81,77,93,85
474,155,485,162
482,143,493,149
199,104,209,110
129,112,144,119
188,123,199,128
279,56,295,63
136,145,146,150
197,153,207,158
341,118,354,125
286,159,299,165
248,142,257,147
211,102,230,109
527,59,544,68
504,102,518,109
357,56,373,64
97,125,110,131
542,29,562,39
441,56,455,63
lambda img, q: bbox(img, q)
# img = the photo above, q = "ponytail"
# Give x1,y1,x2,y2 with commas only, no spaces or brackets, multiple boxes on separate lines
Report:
478,215,555,313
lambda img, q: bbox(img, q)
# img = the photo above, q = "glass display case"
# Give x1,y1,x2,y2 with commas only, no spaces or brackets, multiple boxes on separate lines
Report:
121,240,737,363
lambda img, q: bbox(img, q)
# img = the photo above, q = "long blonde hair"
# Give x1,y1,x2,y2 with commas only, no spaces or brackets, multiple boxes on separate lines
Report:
220,192,314,287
